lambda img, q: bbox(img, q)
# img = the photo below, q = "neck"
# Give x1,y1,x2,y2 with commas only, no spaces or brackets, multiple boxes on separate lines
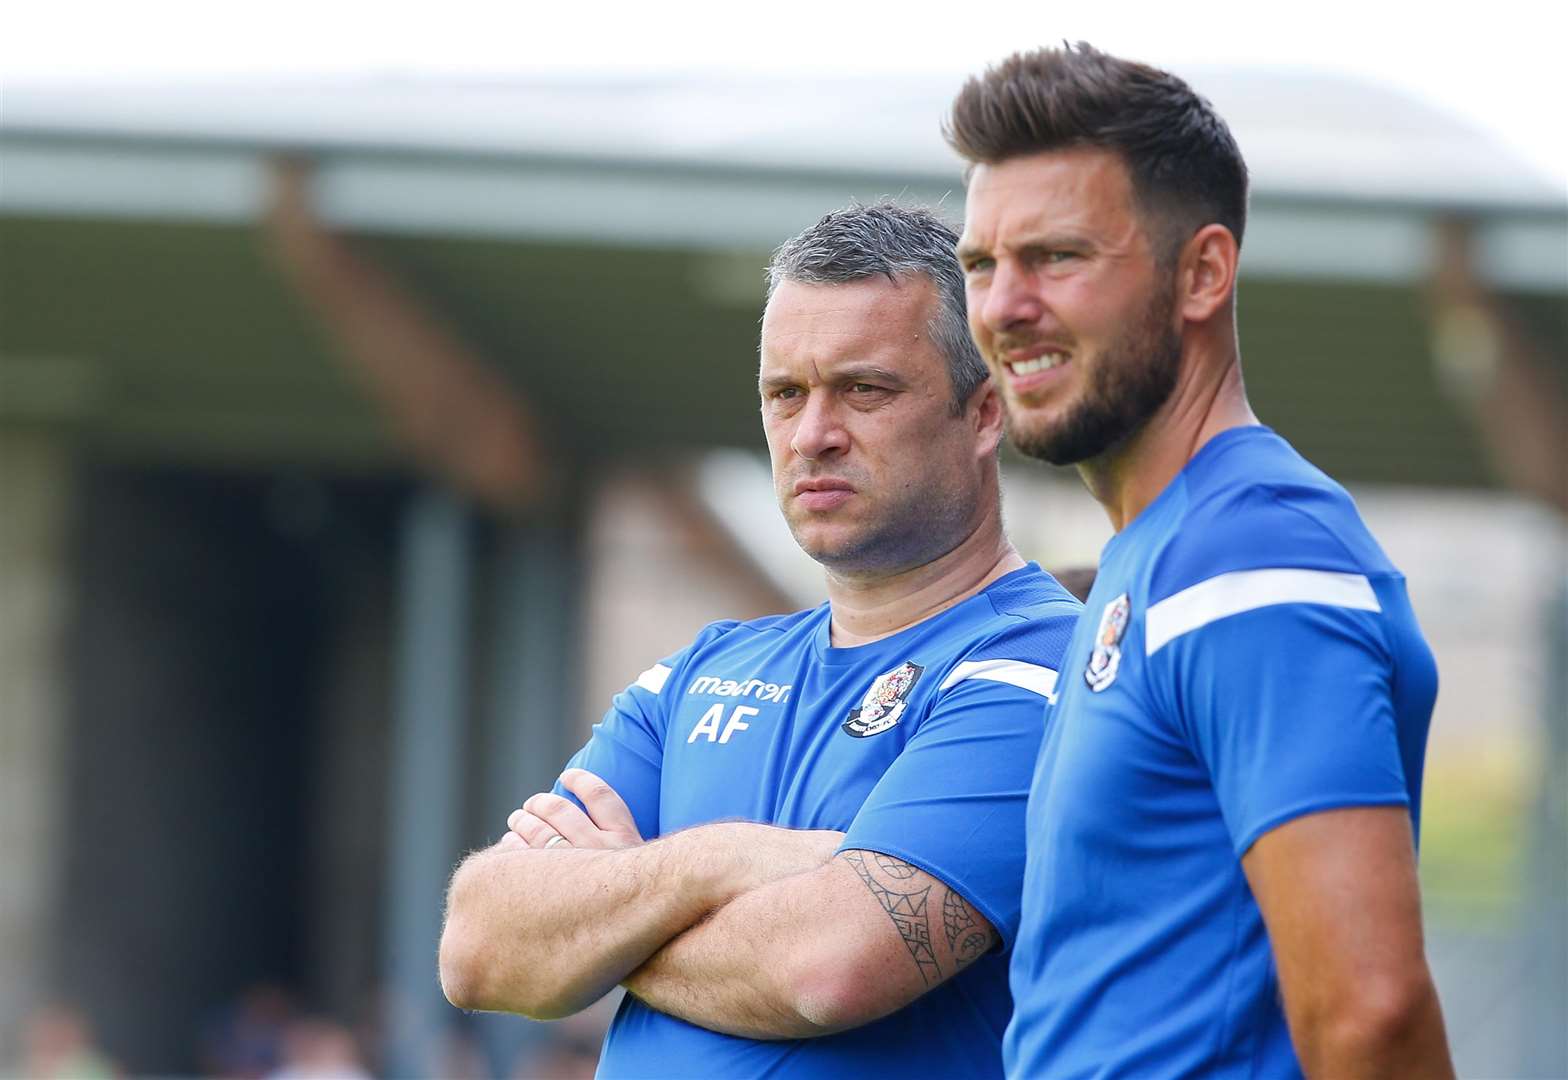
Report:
1080,336,1257,532
824,518,1025,647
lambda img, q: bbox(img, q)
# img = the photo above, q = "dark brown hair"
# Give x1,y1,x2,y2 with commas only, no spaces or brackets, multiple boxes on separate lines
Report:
946,42,1249,258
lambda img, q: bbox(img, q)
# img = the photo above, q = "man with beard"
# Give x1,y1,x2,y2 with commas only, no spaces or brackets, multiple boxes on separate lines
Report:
440,202,1081,1078
948,45,1454,1079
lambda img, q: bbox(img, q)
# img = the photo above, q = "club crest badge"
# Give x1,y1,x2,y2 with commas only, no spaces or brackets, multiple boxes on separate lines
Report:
1085,593,1130,692
843,660,924,738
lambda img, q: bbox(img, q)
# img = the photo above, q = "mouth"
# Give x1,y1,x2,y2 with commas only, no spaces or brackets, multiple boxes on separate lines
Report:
1007,351,1069,375
792,478,855,512
999,347,1071,396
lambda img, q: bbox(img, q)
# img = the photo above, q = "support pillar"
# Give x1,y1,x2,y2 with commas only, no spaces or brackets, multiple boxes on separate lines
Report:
382,488,471,1078
470,515,582,1076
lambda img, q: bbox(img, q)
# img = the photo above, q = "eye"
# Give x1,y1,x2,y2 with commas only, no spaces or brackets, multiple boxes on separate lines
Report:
849,383,880,394
963,256,994,274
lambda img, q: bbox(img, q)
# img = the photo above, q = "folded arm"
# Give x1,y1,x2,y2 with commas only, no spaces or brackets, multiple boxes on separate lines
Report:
613,662,1057,1039
623,847,998,1039
439,775,840,1020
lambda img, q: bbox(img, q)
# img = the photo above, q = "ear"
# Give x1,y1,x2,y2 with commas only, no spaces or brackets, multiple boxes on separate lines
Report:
970,378,1006,458
1177,224,1239,325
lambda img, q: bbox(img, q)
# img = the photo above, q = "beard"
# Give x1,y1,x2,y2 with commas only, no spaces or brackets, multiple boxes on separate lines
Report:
1008,285,1183,467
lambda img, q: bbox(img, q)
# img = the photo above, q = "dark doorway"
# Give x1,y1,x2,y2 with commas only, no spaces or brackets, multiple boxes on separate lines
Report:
54,463,399,1074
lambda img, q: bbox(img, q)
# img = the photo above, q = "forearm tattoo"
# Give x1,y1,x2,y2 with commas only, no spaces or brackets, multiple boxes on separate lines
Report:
843,851,942,986
942,890,990,964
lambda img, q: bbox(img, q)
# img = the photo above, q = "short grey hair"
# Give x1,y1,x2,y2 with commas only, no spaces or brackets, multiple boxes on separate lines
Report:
765,201,989,411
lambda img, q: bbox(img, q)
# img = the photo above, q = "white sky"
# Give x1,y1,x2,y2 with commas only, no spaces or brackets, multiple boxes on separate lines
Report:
4,0,1567,187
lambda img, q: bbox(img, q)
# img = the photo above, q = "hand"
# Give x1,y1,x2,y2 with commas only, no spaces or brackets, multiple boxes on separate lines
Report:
506,769,645,851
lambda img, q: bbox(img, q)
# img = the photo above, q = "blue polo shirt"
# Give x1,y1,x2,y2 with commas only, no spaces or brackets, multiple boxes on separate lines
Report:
1004,426,1437,1079
560,564,1080,1079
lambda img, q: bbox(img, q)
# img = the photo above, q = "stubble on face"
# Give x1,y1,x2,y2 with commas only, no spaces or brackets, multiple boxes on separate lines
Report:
791,477,978,580
761,277,987,581
1007,276,1182,467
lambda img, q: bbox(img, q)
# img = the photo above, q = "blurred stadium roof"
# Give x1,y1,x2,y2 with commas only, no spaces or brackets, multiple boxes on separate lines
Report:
5,71,1565,259
2,70,1564,485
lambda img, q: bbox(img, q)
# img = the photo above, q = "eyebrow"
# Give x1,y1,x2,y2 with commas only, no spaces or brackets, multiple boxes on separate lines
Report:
758,364,910,393
959,232,1094,262
955,240,988,263
834,364,909,388
1024,232,1093,251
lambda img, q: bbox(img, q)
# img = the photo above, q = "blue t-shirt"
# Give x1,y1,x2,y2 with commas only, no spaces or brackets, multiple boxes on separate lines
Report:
1003,427,1438,1080
558,564,1081,1079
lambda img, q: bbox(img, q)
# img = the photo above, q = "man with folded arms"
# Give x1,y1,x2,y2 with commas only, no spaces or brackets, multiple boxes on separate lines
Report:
440,202,1081,1078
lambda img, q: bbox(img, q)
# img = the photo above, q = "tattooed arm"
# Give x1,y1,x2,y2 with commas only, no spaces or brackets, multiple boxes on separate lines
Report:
841,851,997,983
440,816,840,1020
621,848,999,1039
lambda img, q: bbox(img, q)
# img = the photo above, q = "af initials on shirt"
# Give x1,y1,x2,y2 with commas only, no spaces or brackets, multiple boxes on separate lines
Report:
687,703,759,744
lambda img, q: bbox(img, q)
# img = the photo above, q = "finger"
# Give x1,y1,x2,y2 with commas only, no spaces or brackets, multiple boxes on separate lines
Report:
506,808,562,849
559,769,643,839
521,791,602,846
498,830,525,849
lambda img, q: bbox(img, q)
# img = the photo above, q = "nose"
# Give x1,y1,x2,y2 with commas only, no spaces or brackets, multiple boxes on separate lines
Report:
978,260,1044,337
790,393,849,460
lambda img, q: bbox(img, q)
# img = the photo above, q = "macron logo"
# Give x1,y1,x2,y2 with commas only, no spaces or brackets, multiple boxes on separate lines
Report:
686,674,792,704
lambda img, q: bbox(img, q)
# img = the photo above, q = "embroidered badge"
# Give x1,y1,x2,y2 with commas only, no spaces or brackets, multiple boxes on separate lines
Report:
1085,593,1130,692
843,660,924,738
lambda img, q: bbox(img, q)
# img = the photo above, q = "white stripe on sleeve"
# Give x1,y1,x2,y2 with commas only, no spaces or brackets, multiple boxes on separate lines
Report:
1145,568,1381,656
634,663,672,694
940,659,1060,702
